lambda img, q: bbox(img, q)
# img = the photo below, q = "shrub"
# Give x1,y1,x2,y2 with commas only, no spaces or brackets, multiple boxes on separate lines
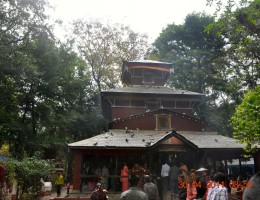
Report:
5,157,54,199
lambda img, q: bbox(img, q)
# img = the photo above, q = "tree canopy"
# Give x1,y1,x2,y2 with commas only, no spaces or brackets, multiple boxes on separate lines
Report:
0,0,259,163
206,0,260,91
206,0,260,148
152,12,226,94
70,19,150,91
0,0,151,160
150,1,260,137
0,0,107,159
231,86,260,152
150,13,235,134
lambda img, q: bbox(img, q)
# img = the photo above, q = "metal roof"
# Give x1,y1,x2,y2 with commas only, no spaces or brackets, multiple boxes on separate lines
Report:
125,60,173,65
68,129,174,149
101,85,203,96
176,131,245,149
68,130,245,150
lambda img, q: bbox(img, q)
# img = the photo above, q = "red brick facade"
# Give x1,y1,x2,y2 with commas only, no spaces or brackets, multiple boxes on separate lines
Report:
112,107,147,119
70,61,210,190
111,107,194,119
72,151,82,190
112,112,211,132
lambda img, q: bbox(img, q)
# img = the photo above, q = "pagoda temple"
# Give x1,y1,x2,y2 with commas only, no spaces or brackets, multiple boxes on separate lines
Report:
68,60,249,192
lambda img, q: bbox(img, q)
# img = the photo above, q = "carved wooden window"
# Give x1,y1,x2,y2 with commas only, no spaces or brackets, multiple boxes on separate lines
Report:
155,114,171,130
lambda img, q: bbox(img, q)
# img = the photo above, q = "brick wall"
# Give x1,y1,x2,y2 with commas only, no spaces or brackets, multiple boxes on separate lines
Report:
112,107,147,119
111,107,194,119
112,113,211,131
72,150,82,190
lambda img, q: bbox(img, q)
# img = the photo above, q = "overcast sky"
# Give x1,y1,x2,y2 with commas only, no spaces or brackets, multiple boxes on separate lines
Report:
48,0,216,42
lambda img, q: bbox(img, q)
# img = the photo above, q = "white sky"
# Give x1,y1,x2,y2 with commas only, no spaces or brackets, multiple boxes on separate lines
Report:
48,0,216,42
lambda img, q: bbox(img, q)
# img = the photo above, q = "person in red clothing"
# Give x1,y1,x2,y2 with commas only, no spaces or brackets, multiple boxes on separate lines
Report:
66,182,70,194
235,176,244,200
132,163,141,176
140,163,148,177
186,170,197,200
0,165,5,183
121,163,129,192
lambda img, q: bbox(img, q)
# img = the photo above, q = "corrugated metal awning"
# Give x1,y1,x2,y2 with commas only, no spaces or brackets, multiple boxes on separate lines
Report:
68,129,174,149
101,85,203,96
175,131,245,149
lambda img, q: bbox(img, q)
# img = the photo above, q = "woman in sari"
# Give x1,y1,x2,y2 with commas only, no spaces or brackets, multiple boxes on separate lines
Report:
121,163,129,192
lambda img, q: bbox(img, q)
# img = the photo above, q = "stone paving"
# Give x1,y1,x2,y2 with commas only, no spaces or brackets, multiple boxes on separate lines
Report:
40,187,68,200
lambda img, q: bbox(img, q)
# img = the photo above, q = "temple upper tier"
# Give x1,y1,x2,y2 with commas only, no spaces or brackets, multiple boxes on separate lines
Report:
101,60,204,121
121,60,173,86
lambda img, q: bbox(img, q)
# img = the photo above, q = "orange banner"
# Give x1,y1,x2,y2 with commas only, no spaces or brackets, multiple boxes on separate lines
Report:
128,65,170,72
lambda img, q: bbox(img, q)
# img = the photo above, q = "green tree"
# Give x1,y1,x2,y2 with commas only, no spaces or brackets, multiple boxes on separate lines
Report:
0,0,52,80
150,13,237,134
7,34,105,158
206,0,260,91
0,0,107,158
0,0,54,158
70,19,150,91
152,12,226,94
231,86,260,152
202,0,260,135
5,157,53,200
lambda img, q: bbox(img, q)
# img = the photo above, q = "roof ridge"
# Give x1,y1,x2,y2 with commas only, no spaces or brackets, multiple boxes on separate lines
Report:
111,108,210,125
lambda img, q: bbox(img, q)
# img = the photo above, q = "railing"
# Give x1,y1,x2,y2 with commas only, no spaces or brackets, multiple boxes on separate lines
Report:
79,174,127,192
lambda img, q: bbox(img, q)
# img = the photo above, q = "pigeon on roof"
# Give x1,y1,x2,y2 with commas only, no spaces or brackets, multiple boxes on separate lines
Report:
197,168,208,172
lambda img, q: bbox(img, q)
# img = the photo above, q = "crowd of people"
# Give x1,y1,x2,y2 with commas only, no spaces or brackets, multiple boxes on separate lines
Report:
158,160,260,200
90,161,158,200
90,174,159,200
87,160,260,200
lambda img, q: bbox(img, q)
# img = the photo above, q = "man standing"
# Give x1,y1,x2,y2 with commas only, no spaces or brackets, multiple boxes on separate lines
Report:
178,175,187,200
161,160,170,200
196,168,208,199
206,172,228,200
55,171,64,197
120,175,148,200
90,183,108,200
243,172,260,200
169,161,180,195
101,164,110,190
143,175,159,200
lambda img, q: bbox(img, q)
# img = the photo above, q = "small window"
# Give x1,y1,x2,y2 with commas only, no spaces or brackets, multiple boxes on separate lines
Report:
143,73,154,83
132,68,142,77
156,114,171,130
162,101,175,108
154,71,163,78
146,101,159,110
131,100,145,107
115,99,130,106
176,101,190,108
